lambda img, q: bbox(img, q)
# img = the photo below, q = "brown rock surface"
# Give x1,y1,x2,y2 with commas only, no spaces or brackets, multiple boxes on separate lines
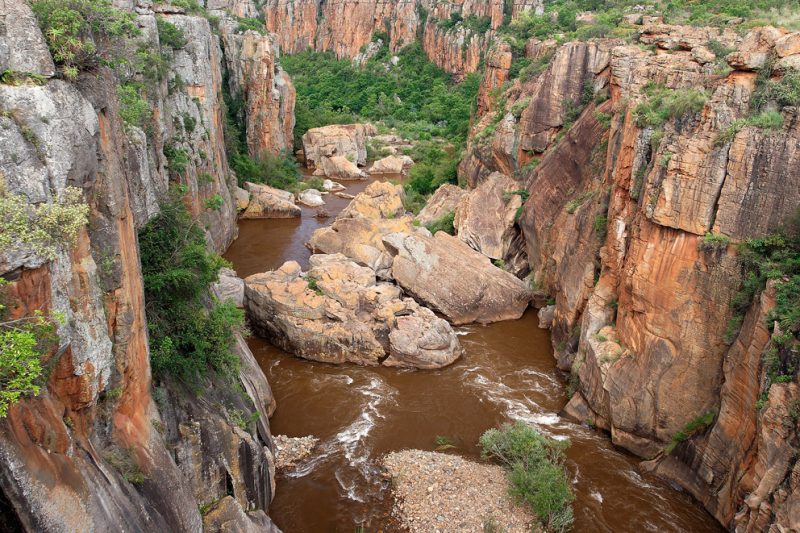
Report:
241,182,301,218
302,123,376,170
244,255,462,368
317,154,368,180
220,20,295,156
416,184,468,227
454,172,522,261
382,231,531,325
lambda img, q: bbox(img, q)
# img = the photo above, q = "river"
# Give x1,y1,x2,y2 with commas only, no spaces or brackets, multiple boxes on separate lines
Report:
224,175,723,532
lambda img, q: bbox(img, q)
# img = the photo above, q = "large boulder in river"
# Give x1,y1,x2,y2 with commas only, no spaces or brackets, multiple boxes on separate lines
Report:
314,155,367,180
416,184,467,227
382,232,532,325
308,216,418,279
339,181,405,219
370,155,414,175
301,123,376,168
298,188,325,207
308,181,412,278
244,255,462,368
241,182,300,218
454,172,522,260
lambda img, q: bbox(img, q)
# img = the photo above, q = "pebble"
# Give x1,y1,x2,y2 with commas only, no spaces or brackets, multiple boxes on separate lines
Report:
383,449,537,532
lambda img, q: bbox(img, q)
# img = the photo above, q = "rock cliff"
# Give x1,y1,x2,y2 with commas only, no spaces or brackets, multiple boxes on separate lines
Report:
0,0,290,530
458,20,800,531
261,0,542,78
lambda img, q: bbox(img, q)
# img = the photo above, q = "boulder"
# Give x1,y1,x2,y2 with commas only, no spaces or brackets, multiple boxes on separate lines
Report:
234,186,250,211
212,268,245,308
308,216,418,279
244,255,462,368
339,181,405,219
301,123,376,168
416,184,468,227
382,232,532,325
298,188,325,207
323,179,346,191
317,155,368,180
370,155,414,175
241,182,300,218
537,305,555,329
454,172,522,260
727,26,784,71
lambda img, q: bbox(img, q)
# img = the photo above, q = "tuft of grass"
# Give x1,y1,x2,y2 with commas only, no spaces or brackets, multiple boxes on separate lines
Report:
664,411,716,455
434,435,456,451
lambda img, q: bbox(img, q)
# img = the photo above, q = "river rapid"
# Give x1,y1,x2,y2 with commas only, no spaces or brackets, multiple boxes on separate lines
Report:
224,175,723,532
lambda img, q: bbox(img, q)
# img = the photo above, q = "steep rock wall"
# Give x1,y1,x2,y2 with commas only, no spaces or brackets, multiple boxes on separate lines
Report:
461,20,800,530
0,1,286,530
261,0,543,78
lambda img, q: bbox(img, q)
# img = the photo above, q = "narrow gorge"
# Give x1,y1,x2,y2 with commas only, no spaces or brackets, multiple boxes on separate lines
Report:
0,0,799,532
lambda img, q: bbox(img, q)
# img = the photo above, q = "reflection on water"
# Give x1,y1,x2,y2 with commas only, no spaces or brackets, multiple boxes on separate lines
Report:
224,176,723,533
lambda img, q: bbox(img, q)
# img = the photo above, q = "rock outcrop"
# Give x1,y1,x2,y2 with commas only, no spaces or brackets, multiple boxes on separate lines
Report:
0,2,282,531
302,123,376,173
370,154,414,175
220,20,295,156
416,184,467,226
460,18,800,531
241,182,301,218
261,0,544,78
383,231,532,325
244,255,463,368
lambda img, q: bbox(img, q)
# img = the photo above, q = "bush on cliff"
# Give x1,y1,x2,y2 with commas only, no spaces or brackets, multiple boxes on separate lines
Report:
230,151,300,190
480,422,574,532
32,0,138,79
139,187,243,380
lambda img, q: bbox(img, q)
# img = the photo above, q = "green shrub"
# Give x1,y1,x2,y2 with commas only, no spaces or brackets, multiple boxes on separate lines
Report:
425,211,456,235
236,16,266,35
163,142,190,174
31,0,138,79
230,151,300,190
698,232,730,252
156,17,186,49
0,293,56,417
480,422,574,532
0,184,89,261
564,190,595,214
139,188,243,380
633,83,708,129
752,64,800,113
118,83,150,128
715,110,784,145
203,193,224,211
593,214,608,242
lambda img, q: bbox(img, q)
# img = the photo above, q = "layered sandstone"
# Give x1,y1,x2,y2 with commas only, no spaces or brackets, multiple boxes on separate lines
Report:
459,18,800,531
244,255,463,368
0,2,280,530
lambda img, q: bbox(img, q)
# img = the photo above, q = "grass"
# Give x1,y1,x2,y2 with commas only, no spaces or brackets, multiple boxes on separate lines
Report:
664,411,716,454
480,422,574,532
633,83,708,129
698,232,731,252
565,190,596,214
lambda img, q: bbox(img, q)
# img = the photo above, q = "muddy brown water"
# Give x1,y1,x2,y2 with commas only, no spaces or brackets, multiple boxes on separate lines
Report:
224,174,723,533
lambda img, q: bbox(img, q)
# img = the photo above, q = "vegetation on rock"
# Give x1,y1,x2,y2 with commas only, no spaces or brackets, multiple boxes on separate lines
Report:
139,187,244,380
31,0,138,79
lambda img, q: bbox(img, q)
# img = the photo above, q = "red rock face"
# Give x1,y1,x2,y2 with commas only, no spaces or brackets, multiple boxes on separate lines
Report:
462,20,800,531
0,4,278,531
261,0,541,78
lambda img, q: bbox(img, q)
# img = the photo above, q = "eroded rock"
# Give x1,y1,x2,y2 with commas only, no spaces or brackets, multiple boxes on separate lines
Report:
241,182,301,218
244,255,462,368
382,232,531,325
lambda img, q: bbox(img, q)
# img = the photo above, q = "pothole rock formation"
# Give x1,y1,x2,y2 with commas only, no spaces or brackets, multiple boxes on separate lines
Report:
244,254,463,368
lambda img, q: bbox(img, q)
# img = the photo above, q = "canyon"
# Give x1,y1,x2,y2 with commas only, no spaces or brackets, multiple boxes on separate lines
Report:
1,0,799,532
